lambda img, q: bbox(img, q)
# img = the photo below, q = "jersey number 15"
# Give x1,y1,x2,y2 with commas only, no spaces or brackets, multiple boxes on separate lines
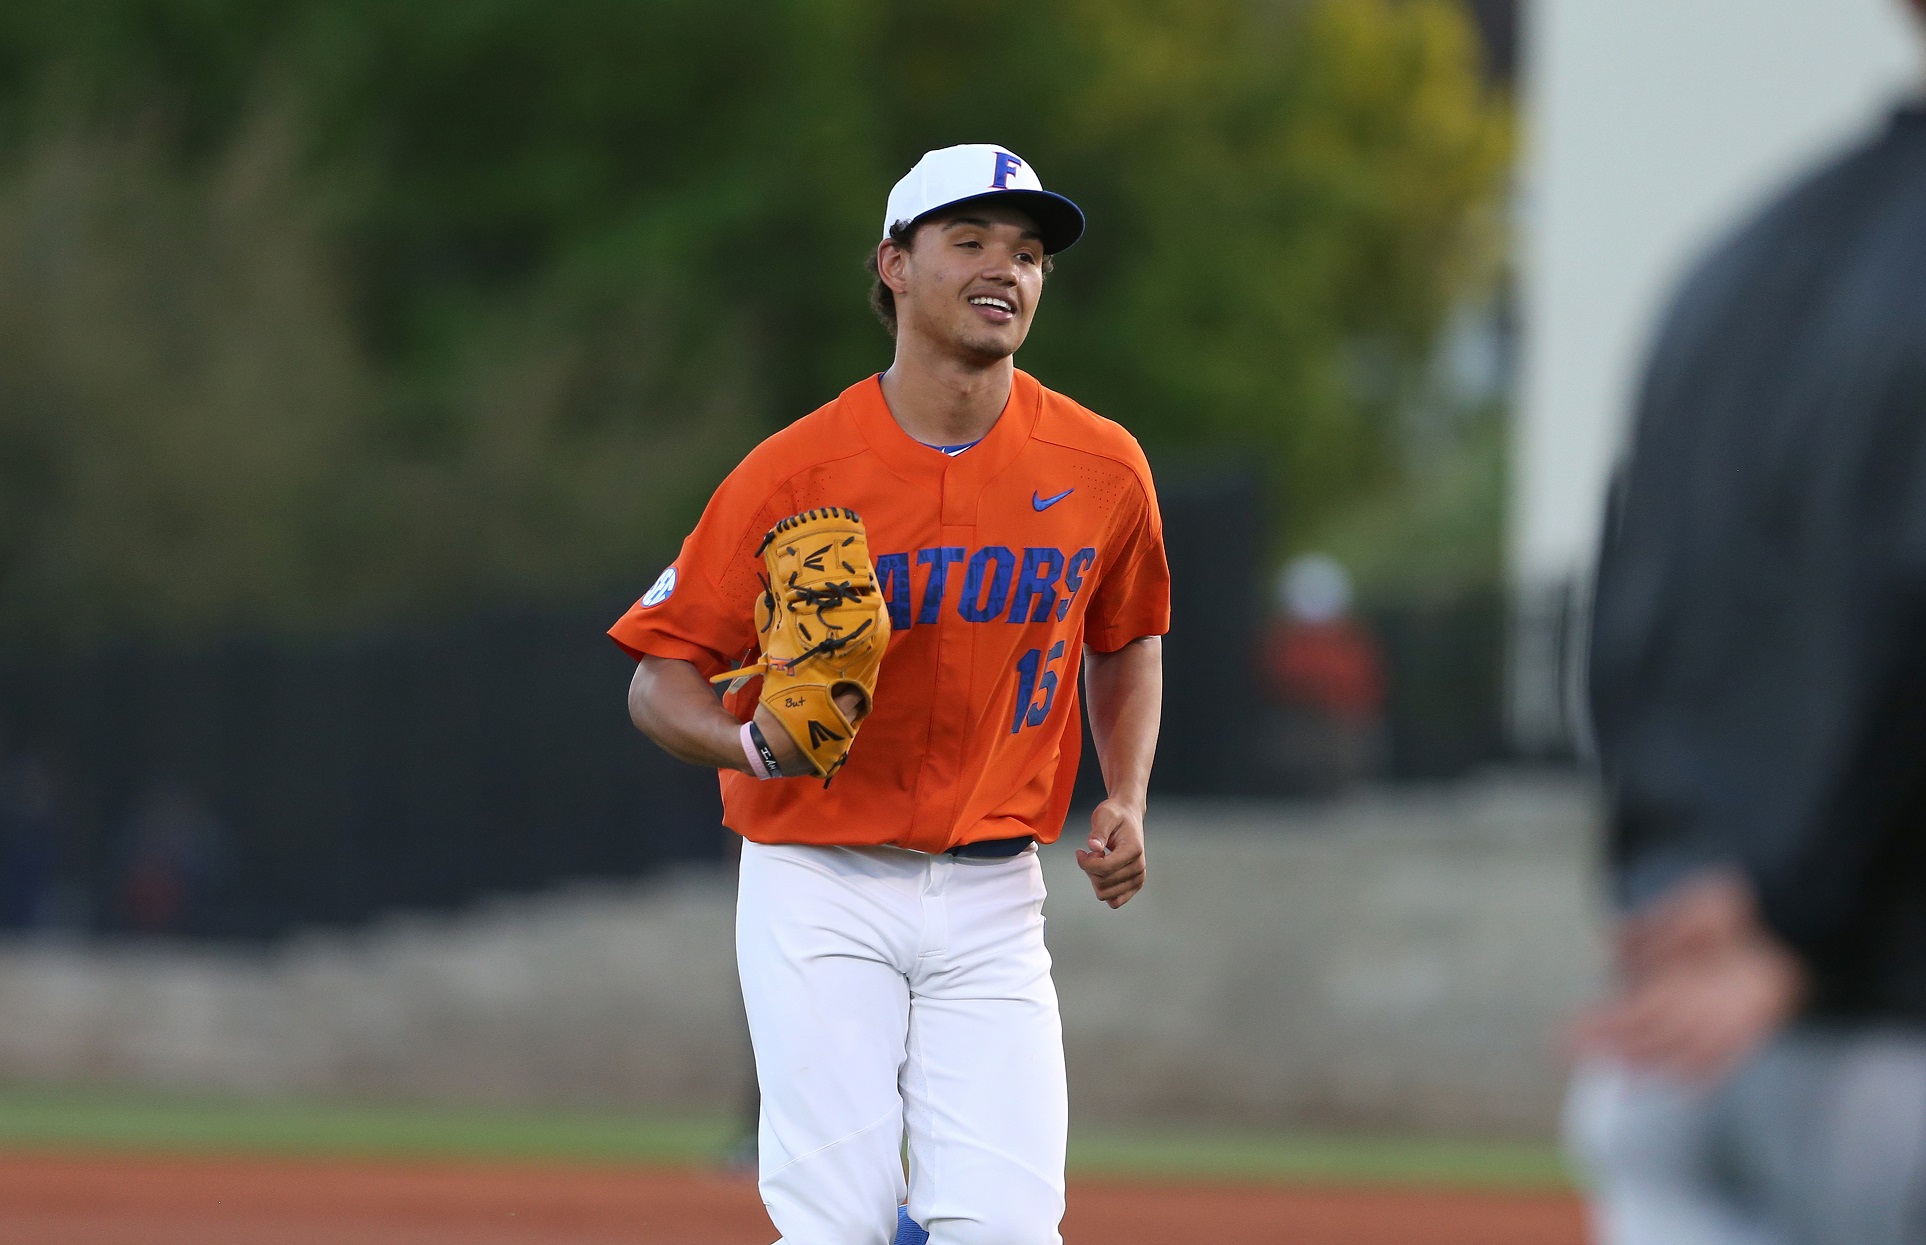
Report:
1011,641,1067,734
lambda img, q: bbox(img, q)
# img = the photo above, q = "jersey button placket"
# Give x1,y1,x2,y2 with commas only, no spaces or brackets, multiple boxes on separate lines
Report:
911,458,975,848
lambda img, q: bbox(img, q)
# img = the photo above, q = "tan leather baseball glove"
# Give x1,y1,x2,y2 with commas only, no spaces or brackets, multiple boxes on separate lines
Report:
711,507,890,781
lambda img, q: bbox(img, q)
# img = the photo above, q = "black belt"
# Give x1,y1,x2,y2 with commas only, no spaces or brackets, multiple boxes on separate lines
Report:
947,835,1035,859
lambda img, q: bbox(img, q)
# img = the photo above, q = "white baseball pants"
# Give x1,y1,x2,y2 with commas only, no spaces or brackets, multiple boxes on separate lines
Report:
736,839,1067,1245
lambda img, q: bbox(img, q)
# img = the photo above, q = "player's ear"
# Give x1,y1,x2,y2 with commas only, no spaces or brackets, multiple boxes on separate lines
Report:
877,237,912,298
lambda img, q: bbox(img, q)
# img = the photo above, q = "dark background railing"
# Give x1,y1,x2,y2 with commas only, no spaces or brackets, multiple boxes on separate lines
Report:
0,602,722,938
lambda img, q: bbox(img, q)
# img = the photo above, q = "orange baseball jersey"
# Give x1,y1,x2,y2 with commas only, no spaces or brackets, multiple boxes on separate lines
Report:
609,368,1169,853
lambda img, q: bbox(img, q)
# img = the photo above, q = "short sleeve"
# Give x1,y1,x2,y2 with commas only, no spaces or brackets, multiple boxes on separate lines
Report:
1084,476,1170,653
608,470,788,678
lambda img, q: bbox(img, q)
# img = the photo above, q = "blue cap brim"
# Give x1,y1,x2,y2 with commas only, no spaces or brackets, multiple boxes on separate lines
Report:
909,188,1086,255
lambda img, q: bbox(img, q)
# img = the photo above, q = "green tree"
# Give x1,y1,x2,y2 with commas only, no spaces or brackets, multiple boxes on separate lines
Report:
0,0,1509,640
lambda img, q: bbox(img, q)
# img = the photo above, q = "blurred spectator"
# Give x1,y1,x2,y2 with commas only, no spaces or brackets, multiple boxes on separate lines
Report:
1259,554,1385,794
0,745,66,932
110,779,232,937
1568,29,1926,1245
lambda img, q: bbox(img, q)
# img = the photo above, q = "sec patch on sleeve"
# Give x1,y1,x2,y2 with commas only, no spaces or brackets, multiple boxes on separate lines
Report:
639,566,677,608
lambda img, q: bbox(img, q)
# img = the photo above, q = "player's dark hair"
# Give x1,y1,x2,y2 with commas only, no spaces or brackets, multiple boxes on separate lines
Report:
866,218,1054,338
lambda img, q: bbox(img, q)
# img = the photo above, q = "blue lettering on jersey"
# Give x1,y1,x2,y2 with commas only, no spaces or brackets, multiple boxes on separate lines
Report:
959,546,1016,622
1007,547,1064,623
875,552,912,630
1057,547,1096,621
991,150,1023,189
875,544,1098,629
916,547,966,624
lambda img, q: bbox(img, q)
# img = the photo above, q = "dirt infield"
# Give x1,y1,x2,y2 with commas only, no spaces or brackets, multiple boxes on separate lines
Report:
0,1151,1586,1244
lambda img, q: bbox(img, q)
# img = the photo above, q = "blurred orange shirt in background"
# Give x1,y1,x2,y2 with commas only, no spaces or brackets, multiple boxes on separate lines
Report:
1262,618,1385,723
609,370,1169,853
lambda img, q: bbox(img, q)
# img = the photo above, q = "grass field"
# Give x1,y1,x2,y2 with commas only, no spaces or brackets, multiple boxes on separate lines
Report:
0,1086,1570,1189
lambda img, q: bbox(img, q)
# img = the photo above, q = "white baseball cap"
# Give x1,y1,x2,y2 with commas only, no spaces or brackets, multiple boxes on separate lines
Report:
882,144,1085,254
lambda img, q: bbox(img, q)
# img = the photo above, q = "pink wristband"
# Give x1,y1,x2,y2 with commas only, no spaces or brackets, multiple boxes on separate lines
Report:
740,721,776,780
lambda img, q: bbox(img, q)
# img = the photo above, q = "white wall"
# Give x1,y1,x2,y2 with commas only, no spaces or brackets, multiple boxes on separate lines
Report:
1513,0,1921,590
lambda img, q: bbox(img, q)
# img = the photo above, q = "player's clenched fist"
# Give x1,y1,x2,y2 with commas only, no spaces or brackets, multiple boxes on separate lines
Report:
1076,799,1147,908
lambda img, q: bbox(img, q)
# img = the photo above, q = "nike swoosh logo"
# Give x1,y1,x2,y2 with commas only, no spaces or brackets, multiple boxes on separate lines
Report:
1032,488,1074,511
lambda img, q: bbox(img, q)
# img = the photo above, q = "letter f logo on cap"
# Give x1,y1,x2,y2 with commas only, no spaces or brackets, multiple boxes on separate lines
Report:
991,150,1023,189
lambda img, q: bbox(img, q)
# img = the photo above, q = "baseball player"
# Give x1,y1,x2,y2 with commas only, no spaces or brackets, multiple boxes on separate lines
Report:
611,144,1167,1245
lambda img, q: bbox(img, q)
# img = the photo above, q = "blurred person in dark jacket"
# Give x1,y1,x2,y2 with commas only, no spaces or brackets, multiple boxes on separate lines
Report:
1568,11,1926,1245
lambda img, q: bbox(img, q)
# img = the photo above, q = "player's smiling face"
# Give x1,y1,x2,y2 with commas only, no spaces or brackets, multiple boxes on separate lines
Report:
887,202,1046,363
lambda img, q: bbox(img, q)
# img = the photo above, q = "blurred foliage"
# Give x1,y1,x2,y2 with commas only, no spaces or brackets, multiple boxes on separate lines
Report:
0,0,1508,642
0,109,758,637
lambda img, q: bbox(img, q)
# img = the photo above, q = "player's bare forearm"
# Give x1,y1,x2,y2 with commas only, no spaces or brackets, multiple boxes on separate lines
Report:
1077,636,1161,908
1084,637,1161,810
628,656,755,773
628,656,844,777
